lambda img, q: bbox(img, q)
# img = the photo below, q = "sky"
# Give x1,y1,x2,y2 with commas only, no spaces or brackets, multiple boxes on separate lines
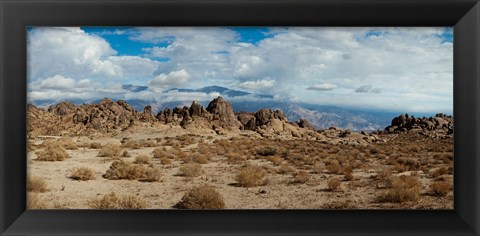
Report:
27,27,453,113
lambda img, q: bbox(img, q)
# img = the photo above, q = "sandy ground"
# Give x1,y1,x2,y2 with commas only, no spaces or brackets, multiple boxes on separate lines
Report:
27,128,453,209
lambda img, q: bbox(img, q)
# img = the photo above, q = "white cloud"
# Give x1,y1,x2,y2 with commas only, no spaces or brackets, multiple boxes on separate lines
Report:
238,80,276,90
134,27,238,83
39,75,76,90
28,27,121,80
28,27,161,83
149,70,192,87
107,56,160,78
27,27,453,113
307,83,337,91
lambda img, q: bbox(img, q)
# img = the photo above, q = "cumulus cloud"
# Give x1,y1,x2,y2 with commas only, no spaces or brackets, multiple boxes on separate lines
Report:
355,85,372,93
149,70,192,87
28,27,160,83
307,83,337,91
28,27,121,80
39,75,76,90
133,27,238,82
27,26,453,113
238,80,276,90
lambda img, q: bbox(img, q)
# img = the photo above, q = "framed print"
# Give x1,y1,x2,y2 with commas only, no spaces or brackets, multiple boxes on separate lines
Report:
1,0,480,235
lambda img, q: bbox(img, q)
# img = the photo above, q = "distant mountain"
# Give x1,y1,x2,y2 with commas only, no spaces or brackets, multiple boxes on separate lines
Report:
165,86,273,99
122,84,148,93
30,85,441,131
229,100,396,131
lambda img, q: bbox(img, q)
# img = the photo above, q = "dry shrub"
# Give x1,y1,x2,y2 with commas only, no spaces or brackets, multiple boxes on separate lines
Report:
431,166,449,178
144,167,162,182
198,143,210,155
396,157,420,171
160,157,172,165
89,142,102,149
35,144,70,161
152,148,165,158
343,166,354,181
98,144,122,157
344,172,354,181
152,148,175,159
379,176,421,203
27,176,48,192
322,200,355,209
303,156,316,166
226,153,246,164
57,137,78,150
312,163,323,174
175,184,225,209
267,156,283,166
134,155,152,164
293,170,310,184
183,153,209,164
376,168,392,182
278,164,295,174
256,147,277,156
121,150,131,157
121,140,157,149
325,161,341,174
327,178,341,191
392,163,408,173
70,167,96,181
121,140,141,149
430,181,451,196
103,160,147,180
89,192,146,209
27,193,47,209
175,150,188,160
215,139,230,147
343,166,353,174
179,162,203,178
39,139,55,148
236,165,267,187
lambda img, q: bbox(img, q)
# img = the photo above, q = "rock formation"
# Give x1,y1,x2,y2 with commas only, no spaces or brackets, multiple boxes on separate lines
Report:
384,113,453,133
27,96,452,144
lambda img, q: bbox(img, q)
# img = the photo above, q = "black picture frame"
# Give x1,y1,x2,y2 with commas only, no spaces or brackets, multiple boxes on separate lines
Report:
1,0,479,235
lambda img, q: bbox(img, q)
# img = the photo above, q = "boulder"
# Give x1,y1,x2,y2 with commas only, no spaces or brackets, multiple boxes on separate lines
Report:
189,101,203,117
48,101,77,116
269,119,284,132
237,113,256,131
206,96,242,128
255,108,275,126
297,119,315,130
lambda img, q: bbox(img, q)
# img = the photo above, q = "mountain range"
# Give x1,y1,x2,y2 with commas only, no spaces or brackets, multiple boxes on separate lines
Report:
30,85,439,131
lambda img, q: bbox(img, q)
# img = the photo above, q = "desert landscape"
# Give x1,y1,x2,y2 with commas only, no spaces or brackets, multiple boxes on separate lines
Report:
26,96,454,209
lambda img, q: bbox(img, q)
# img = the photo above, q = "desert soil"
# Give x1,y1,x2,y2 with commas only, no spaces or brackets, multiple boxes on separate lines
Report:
27,123,453,209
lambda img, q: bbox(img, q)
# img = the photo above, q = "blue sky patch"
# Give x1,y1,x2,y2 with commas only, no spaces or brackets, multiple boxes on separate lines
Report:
231,27,275,44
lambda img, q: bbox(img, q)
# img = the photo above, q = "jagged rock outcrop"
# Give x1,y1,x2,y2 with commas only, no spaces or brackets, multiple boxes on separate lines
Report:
30,96,446,145
189,101,205,117
297,119,315,130
141,105,156,122
255,108,276,126
237,112,256,131
48,101,77,116
43,98,138,133
384,113,453,134
206,96,242,129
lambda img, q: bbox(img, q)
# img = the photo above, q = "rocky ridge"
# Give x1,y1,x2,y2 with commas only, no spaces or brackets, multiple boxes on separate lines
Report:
28,96,452,144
